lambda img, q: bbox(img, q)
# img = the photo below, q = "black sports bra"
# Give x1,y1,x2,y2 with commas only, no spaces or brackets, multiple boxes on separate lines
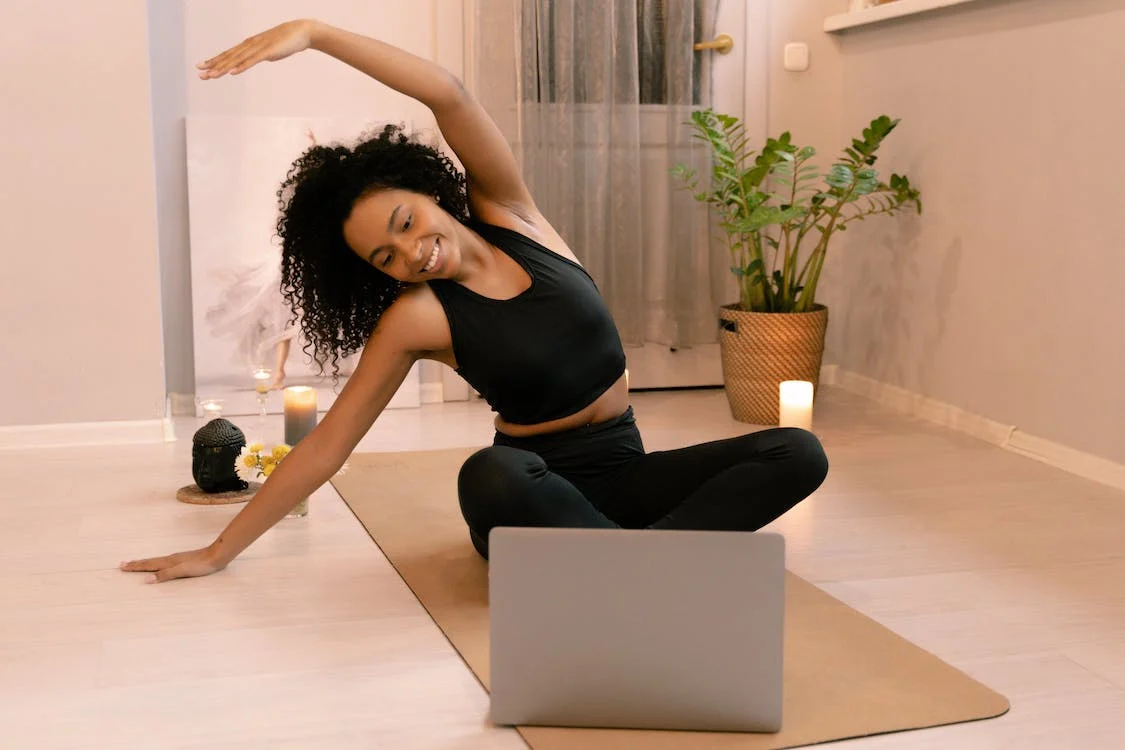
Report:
427,221,626,425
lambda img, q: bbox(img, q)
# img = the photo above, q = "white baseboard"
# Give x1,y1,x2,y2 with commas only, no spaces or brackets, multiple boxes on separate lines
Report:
829,367,1125,493
420,382,444,405
1004,430,1125,494
834,370,1015,445
0,418,176,451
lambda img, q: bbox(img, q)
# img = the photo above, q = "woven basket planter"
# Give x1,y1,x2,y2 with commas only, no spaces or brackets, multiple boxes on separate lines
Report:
717,303,829,425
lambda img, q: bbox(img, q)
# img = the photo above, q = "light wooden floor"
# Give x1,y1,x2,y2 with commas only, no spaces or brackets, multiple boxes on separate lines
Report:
3,387,1124,749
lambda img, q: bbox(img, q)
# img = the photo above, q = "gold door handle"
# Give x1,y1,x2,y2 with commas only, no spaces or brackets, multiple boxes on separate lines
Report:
694,33,734,55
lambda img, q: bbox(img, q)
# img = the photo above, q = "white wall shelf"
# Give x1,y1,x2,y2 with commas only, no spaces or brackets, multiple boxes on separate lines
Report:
825,0,980,33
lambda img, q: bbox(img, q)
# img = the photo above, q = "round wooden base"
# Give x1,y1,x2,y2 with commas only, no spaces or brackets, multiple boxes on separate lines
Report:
176,482,261,505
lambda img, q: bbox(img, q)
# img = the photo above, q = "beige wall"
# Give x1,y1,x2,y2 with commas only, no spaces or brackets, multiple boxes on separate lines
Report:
768,1,847,162
770,0,1125,464
0,1,166,427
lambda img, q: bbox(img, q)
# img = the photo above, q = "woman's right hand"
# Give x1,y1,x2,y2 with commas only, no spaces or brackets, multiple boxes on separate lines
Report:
120,546,228,584
197,19,319,79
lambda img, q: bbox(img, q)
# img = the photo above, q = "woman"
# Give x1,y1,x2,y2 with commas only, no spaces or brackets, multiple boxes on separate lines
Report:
121,19,828,583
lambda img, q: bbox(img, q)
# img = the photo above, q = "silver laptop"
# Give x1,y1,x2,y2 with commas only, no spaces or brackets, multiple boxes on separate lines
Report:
488,527,785,732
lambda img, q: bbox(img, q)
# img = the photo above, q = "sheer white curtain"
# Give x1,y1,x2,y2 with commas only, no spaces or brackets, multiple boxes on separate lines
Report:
470,0,726,348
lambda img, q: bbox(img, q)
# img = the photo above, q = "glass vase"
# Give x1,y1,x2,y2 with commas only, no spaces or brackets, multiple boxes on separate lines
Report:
287,497,309,518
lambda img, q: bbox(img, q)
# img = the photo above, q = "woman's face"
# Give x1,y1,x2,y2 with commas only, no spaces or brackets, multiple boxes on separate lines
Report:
342,188,463,283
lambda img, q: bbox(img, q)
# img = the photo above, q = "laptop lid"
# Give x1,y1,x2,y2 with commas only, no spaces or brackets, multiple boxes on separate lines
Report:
488,527,785,732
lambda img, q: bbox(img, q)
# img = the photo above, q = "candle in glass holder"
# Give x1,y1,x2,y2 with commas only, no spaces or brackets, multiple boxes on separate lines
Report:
778,380,814,430
252,368,272,394
199,398,224,420
283,386,318,517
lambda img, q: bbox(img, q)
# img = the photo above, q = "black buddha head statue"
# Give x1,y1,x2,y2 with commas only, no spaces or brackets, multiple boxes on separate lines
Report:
192,418,249,493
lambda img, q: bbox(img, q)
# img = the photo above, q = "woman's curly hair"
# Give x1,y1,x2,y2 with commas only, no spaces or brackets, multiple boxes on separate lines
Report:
274,122,470,379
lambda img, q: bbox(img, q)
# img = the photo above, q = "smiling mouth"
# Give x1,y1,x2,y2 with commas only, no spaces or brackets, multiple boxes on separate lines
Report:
422,238,441,273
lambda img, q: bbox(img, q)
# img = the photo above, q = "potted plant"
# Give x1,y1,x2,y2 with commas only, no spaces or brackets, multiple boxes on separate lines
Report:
674,110,922,424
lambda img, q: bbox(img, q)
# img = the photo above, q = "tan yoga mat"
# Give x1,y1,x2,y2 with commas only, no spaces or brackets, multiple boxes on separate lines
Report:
333,448,1009,749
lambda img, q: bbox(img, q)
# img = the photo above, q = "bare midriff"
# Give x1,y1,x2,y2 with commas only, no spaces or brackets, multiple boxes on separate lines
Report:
493,372,630,438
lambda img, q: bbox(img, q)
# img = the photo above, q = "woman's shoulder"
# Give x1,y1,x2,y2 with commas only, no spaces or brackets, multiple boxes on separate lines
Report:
468,199,583,267
376,283,453,355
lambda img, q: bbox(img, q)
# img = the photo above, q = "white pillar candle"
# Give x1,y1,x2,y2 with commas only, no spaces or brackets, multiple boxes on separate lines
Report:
778,380,814,430
283,386,318,446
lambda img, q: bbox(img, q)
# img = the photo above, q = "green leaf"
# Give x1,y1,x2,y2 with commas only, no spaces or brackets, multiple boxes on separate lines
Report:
731,205,804,233
853,167,880,195
736,258,765,283
826,164,854,190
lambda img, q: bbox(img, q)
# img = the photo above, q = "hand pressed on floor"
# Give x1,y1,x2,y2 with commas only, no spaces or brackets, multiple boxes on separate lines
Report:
119,547,227,584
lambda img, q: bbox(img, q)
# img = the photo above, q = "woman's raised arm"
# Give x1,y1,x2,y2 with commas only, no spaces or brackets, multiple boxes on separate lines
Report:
198,19,535,214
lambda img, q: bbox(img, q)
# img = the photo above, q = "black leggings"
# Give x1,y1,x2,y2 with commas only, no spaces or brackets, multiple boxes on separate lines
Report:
457,407,828,559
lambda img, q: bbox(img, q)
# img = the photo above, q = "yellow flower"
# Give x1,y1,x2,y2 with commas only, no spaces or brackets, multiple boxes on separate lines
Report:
271,444,291,460
248,442,265,454
260,455,276,468
262,462,275,477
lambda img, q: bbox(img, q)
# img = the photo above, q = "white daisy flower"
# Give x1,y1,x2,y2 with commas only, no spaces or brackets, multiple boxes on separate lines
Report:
236,444,260,481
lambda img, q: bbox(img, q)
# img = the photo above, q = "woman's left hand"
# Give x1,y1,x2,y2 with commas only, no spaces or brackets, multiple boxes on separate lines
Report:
197,19,318,79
